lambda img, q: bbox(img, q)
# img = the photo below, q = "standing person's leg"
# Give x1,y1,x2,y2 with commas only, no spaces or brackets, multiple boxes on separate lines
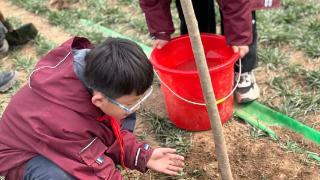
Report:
221,11,260,103
23,155,76,180
176,0,216,34
234,12,260,103
235,12,258,73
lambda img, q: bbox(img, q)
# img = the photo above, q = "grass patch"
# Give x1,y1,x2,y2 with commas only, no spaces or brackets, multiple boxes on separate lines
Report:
257,11,296,46
6,16,22,28
10,0,47,15
258,47,288,70
264,74,320,120
249,125,269,139
134,110,192,179
34,35,56,56
118,0,133,5
11,53,35,74
294,19,320,58
258,24,295,46
10,0,320,57
257,0,320,58
304,70,320,90
140,110,192,155
9,0,149,44
280,0,319,24
128,18,148,33
279,136,320,166
280,137,305,154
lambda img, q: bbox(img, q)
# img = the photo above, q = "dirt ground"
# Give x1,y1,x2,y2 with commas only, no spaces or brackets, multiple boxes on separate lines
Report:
138,86,319,179
1,0,319,179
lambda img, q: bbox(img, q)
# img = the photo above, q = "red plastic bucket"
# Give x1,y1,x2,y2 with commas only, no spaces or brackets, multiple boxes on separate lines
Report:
150,34,239,131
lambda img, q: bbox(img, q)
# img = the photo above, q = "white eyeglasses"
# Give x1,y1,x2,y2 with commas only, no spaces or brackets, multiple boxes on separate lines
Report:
106,86,153,114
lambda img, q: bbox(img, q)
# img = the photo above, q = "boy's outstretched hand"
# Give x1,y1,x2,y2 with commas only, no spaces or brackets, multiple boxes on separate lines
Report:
147,148,184,176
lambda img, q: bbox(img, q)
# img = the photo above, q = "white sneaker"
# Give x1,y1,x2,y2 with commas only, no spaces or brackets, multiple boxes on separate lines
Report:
234,72,260,104
0,71,17,92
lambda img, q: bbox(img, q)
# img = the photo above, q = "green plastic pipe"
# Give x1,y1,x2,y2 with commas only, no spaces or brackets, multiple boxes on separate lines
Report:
233,105,277,140
235,101,320,145
308,153,320,162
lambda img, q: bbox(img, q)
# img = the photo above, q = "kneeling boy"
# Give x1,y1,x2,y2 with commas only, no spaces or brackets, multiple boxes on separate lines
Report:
0,37,184,179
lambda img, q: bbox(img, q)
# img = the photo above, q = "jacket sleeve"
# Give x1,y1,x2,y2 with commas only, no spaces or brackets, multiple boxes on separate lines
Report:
139,0,174,40
105,130,154,173
39,137,126,179
219,0,253,46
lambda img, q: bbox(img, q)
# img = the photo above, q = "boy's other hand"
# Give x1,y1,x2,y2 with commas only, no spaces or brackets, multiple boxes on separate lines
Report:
147,148,184,176
232,45,249,58
152,39,169,49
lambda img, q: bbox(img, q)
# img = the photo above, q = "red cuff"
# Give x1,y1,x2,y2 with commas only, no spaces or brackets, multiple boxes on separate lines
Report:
150,33,171,41
134,145,154,173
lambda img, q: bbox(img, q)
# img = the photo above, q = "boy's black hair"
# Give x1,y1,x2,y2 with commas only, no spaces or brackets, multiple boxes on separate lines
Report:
84,37,154,98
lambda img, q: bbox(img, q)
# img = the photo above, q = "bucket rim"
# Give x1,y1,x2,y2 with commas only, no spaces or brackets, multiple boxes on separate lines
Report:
150,34,240,75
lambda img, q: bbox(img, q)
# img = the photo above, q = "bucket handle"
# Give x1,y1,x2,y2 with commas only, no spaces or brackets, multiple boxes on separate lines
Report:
153,59,242,106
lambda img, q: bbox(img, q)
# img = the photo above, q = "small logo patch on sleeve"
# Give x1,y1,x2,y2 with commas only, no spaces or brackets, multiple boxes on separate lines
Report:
143,144,150,150
96,155,104,165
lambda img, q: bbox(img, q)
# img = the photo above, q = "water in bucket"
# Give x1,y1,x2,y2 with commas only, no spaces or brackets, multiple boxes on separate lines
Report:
175,58,224,71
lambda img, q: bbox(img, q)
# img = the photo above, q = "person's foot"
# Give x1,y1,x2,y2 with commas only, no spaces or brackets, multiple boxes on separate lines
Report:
0,71,17,92
5,23,38,46
234,72,260,104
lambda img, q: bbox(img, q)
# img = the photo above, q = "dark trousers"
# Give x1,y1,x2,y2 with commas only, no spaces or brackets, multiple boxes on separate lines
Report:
176,0,216,34
176,0,258,73
23,156,75,180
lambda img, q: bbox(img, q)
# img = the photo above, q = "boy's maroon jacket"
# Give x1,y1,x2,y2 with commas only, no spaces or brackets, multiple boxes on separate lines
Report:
0,37,153,180
140,0,281,46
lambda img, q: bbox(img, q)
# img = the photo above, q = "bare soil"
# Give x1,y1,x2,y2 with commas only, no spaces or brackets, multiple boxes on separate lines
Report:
138,86,319,179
